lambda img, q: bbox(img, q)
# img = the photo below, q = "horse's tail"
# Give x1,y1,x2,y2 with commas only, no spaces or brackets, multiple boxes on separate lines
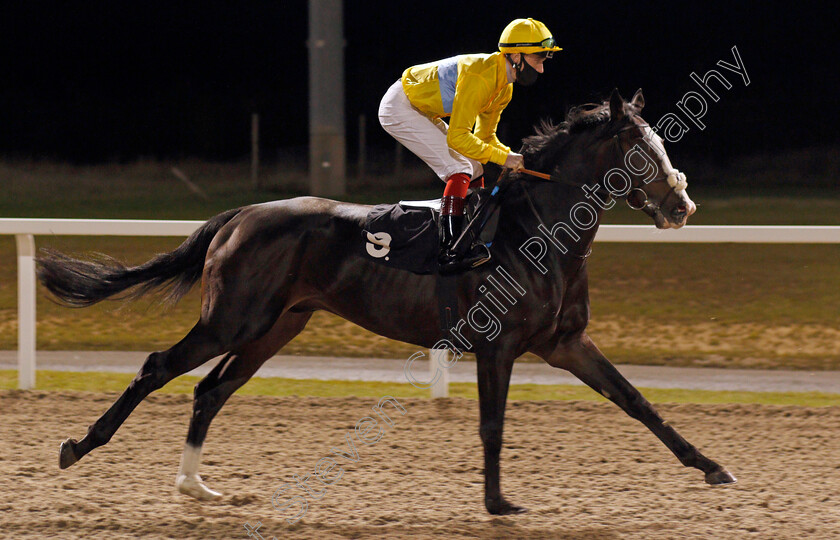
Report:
36,207,243,308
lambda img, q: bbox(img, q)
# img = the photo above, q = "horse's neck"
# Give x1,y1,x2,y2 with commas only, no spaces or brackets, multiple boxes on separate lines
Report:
519,179,602,246
529,137,608,243
495,133,610,275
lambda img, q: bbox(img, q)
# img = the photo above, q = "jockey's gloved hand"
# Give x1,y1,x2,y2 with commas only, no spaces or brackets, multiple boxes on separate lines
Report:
504,152,524,171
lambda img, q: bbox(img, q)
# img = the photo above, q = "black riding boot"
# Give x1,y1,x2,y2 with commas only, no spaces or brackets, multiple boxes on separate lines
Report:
438,196,491,273
438,212,464,263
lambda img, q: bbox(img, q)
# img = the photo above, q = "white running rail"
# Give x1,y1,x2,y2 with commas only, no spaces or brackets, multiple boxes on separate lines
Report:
2,218,839,390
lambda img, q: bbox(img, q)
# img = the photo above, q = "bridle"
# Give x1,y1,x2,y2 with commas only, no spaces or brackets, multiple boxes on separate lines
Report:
471,117,689,261
609,122,688,220
519,120,689,220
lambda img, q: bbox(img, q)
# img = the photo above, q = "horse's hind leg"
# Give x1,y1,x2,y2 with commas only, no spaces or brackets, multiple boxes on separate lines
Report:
176,310,312,501
59,322,226,469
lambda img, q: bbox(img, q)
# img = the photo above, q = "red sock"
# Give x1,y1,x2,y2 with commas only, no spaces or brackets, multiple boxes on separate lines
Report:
443,173,471,199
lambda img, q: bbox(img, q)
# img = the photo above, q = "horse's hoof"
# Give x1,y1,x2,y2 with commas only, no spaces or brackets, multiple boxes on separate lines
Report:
705,468,737,485
59,439,79,469
486,497,528,515
176,474,223,501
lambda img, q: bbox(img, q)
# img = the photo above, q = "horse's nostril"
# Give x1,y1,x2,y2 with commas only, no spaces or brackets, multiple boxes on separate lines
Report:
672,205,687,218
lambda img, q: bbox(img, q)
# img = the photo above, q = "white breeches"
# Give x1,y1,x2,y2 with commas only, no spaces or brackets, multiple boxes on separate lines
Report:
378,80,484,182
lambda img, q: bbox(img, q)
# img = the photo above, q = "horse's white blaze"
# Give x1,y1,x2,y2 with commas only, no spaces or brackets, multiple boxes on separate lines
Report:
643,125,696,223
644,126,686,188
176,444,223,501
643,126,676,174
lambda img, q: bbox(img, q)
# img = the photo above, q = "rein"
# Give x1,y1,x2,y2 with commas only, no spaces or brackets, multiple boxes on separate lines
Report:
520,168,552,181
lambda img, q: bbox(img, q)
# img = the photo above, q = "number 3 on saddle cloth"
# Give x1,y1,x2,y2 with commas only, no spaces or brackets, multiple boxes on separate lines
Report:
361,188,500,275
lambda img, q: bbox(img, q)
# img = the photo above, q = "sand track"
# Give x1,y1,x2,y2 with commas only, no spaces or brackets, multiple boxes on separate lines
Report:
2,390,840,539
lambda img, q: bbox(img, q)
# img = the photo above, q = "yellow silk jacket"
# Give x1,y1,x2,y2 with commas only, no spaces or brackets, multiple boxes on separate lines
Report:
401,52,513,166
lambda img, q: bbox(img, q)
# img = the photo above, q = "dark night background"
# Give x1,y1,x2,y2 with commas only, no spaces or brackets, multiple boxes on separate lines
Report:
1,1,837,170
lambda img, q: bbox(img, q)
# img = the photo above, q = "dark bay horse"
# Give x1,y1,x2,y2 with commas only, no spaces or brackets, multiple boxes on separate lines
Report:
37,89,735,516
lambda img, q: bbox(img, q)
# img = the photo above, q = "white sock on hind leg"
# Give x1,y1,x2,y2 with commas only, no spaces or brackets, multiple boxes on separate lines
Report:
176,444,223,501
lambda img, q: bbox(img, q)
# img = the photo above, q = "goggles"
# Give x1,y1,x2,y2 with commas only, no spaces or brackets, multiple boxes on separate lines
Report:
499,37,558,58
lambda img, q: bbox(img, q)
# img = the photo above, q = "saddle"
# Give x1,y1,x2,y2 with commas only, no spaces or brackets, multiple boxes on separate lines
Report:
360,188,501,275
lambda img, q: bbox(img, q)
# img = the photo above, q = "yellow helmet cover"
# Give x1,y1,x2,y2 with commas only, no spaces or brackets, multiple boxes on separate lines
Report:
498,18,563,55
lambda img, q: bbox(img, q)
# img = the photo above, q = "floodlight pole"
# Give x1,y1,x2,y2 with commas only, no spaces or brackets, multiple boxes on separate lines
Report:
308,0,346,197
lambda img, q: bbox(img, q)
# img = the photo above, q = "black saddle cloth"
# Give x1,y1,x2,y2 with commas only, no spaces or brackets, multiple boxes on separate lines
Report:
360,189,497,274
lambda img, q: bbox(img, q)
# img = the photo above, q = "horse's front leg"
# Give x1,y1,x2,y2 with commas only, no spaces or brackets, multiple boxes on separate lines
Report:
475,350,526,515
538,334,736,485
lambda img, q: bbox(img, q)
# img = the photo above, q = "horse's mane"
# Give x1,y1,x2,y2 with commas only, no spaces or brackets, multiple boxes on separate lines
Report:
519,98,638,172
520,101,612,156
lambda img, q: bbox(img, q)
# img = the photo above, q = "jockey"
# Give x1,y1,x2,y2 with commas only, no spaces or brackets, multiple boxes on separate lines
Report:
378,18,561,270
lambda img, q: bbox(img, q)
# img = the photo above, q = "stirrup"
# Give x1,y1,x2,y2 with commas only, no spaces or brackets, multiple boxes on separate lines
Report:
439,244,492,275
466,244,492,267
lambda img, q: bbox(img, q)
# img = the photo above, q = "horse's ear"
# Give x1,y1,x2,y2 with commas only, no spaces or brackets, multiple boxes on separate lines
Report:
609,88,625,121
631,88,645,110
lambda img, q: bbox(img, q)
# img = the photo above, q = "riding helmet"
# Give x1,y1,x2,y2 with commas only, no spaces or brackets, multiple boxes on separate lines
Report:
498,18,563,56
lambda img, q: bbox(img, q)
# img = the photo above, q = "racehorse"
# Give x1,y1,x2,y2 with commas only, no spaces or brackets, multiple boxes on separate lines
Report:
37,89,735,516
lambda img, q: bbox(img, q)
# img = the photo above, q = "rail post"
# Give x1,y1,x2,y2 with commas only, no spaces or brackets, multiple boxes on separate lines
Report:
429,347,449,398
15,234,36,389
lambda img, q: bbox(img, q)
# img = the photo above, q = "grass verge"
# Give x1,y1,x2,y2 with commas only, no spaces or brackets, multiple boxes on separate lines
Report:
2,370,838,407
